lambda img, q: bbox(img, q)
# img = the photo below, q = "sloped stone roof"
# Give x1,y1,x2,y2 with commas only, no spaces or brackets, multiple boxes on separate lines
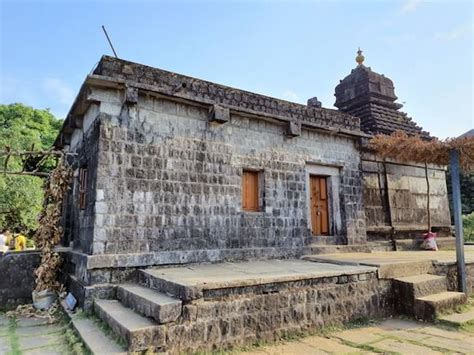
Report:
95,56,361,132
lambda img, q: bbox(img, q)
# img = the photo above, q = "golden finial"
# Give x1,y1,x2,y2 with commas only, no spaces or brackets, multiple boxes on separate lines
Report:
356,47,365,66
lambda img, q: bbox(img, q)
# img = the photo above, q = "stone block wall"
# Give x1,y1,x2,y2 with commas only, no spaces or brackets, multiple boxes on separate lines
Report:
86,91,365,264
433,262,474,295
63,108,101,254
0,251,41,310
94,56,360,133
362,152,451,238
162,273,392,353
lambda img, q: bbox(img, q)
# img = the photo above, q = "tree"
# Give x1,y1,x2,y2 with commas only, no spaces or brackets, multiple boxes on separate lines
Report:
0,103,63,232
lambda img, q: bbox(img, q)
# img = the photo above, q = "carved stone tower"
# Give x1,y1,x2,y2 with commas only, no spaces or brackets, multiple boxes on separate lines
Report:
334,49,428,137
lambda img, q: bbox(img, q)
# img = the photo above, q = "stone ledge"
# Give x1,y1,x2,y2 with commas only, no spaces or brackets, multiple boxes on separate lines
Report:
69,247,303,270
140,259,377,300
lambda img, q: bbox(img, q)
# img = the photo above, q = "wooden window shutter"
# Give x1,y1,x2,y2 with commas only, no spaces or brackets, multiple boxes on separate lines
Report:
79,168,87,210
242,170,259,211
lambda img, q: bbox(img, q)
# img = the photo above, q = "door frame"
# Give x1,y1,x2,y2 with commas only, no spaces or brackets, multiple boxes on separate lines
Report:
305,164,342,236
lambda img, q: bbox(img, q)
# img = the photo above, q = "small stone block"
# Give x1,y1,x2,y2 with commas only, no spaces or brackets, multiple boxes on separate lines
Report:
287,120,301,137
208,104,230,123
125,86,139,104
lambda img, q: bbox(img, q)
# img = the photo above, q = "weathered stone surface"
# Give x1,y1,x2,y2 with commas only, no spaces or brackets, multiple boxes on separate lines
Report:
58,56,368,282
361,155,451,237
208,104,230,123
0,251,41,310
95,56,360,132
393,274,447,315
94,299,165,352
439,309,474,327
117,283,181,323
68,311,126,354
286,120,301,137
414,291,467,320
139,259,377,300
374,338,442,355
161,273,391,352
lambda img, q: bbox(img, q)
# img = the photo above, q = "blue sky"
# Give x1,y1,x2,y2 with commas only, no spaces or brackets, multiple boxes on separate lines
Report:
1,0,472,138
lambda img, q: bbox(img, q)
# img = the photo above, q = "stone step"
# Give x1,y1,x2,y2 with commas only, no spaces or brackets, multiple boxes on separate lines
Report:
395,237,455,251
394,274,447,299
439,309,474,327
377,260,433,279
413,291,467,320
393,274,447,315
306,242,394,254
117,283,182,324
94,299,165,352
61,300,126,355
306,244,371,254
366,241,395,252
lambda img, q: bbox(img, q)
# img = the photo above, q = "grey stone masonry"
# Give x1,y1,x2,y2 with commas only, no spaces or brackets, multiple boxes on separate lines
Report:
57,56,368,277
91,94,366,257
94,56,360,133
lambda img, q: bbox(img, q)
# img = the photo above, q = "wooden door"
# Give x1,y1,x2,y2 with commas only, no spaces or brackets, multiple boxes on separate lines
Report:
310,176,329,235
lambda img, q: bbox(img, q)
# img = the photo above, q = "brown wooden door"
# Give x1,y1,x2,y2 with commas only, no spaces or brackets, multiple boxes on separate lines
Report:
310,176,329,235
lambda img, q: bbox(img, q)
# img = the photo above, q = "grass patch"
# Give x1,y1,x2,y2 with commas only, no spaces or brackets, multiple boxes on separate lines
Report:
7,316,21,355
63,327,89,355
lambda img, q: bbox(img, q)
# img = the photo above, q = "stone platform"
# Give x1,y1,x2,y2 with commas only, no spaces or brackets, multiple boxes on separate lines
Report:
69,259,391,353
303,246,474,279
140,259,377,300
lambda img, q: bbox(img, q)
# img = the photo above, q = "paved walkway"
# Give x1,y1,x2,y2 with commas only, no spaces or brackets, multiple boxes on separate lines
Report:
0,314,82,354
2,314,473,354
242,318,474,354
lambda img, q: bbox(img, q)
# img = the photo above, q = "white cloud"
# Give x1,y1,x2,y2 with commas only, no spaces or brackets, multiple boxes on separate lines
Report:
434,24,472,41
42,78,75,106
282,90,299,102
401,0,421,14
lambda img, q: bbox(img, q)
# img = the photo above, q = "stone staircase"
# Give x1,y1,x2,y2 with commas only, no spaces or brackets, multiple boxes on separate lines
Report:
92,282,183,353
393,273,466,320
68,260,469,353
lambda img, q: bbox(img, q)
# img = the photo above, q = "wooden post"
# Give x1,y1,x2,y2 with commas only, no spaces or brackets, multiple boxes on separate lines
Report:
449,149,467,293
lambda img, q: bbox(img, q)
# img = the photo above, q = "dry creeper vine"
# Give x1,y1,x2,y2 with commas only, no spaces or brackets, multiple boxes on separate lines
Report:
33,158,73,292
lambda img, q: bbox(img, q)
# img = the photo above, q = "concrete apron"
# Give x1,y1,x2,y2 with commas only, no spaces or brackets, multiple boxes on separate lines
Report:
140,259,378,301
302,248,474,279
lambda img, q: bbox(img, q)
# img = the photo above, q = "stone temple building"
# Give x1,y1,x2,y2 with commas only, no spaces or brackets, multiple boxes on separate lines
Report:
53,52,455,351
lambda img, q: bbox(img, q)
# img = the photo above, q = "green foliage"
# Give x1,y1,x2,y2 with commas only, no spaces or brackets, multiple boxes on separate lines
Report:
463,213,474,242
0,103,62,232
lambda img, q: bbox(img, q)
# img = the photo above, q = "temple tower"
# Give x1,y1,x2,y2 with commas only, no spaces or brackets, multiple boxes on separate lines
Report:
334,49,428,137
